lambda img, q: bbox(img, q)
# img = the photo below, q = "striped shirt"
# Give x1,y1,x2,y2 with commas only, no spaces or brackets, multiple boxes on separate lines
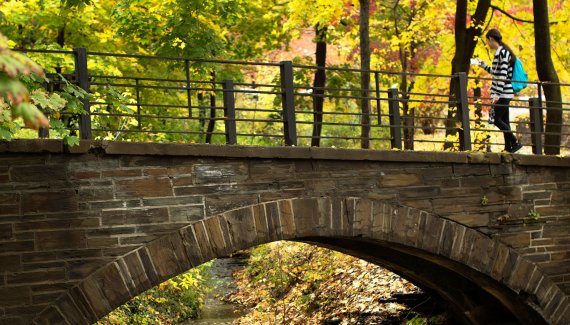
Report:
482,46,514,99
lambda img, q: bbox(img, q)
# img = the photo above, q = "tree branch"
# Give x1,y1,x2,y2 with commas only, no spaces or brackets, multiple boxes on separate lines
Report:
490,5,565,24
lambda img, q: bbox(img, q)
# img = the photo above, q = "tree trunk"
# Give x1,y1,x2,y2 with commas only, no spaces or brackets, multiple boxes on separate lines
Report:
533,0,562,155
57,27,65,47
312,24,327,147
205,72,216,144
444,0,490,150
360,0,371,149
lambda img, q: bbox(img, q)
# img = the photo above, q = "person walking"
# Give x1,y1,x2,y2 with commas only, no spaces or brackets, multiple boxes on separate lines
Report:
478,28,523,153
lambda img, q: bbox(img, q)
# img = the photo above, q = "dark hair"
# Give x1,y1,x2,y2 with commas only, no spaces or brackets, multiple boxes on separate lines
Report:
486,28,516,65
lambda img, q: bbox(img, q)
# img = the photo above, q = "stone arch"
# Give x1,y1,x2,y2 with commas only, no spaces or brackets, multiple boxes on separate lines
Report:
33,197,566,324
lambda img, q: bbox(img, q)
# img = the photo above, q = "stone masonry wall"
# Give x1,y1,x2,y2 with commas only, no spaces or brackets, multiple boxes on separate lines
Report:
0,139,568,324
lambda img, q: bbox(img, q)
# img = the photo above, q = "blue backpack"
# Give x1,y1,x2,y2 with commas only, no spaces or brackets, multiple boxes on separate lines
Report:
512,57,528,93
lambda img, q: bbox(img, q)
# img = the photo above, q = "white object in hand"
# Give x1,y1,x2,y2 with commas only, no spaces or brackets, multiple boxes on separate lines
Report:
470,58,480,65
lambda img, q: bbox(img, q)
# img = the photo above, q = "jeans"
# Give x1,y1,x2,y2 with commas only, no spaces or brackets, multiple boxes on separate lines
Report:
492,98,518,151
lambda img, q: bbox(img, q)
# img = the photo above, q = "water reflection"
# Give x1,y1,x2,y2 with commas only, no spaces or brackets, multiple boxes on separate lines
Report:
185,256,247,324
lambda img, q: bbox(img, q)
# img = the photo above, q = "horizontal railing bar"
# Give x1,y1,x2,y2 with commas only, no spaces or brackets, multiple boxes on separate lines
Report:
87,51,282,67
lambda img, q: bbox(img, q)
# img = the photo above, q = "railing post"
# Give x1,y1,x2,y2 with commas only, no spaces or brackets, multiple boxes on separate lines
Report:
454,72,472,151
280,61,297,146
388,88,402,150
222,79,237,145
135,78,142,130
185,59,192,117
529,97,543,155
375,71,381,125
74,47,91,140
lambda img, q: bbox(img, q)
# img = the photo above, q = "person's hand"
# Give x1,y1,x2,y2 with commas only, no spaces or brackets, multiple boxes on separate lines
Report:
491,97,498,104
479,60,485,67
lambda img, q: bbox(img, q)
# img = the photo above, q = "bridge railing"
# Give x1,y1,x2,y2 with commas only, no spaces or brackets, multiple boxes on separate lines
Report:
10,48,570,154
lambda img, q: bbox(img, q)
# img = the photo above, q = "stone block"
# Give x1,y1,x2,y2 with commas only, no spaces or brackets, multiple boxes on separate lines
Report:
378,173,421,187
473,233,498,274
192,222,215,261
101,169,142,178
323,197,342,236
552,300,570,325
136,223,187,235
522,191,552,202
0,240,33,253
500,249,519,284
77,187,114,202
137,247,159,286
507,257,535,292
203,217,230,257
370,202,386,238
224,207,257,251
22,191,77,214
16,218,100,232
36,230,87,250
143,167,168,177
461,175,502,187
172,176,194,187
421,166,453,179
292,198,319,238
390,207,421,247
30,306,68,325
251,204,269,245
146,236,183,281
179,226,205,267
83,263,131,319
205,194,258,216
0,287,31,306
489,242,510,281
453,164,490,176
69,286,98,323
86,226,136,237
174,184,235,196
101,207,169,226
143,195,203,207
544,225,570,238
56,293,89,325
278,200,295,239
115,177,173,199
0,255,21,272
446,213,489,227
193,163,248,184
169,206,204,222
399,186,440,199
0,224,12,240
353,198,374,238
439,220,461,258
7,269,66,285
249,161,294,181
490,164,513,175
497,232,530,249
71,170,101,180
68,259,111,280
0,193,19,205
504,174,529,186
32,290,63,304
496,186,522,201
304,179,336,194
544,289,566,317
536,206,570,217
10,165,67,182
87,237,119,249
525,254,550,263
418,215,444,253
264,202,281,242
89,200,141,210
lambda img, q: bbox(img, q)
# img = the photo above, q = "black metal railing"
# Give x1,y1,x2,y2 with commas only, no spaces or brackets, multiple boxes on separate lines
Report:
11,48,570,155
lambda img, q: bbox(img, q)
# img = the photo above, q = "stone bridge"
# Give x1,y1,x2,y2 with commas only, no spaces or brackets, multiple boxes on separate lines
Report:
1,140,569,324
